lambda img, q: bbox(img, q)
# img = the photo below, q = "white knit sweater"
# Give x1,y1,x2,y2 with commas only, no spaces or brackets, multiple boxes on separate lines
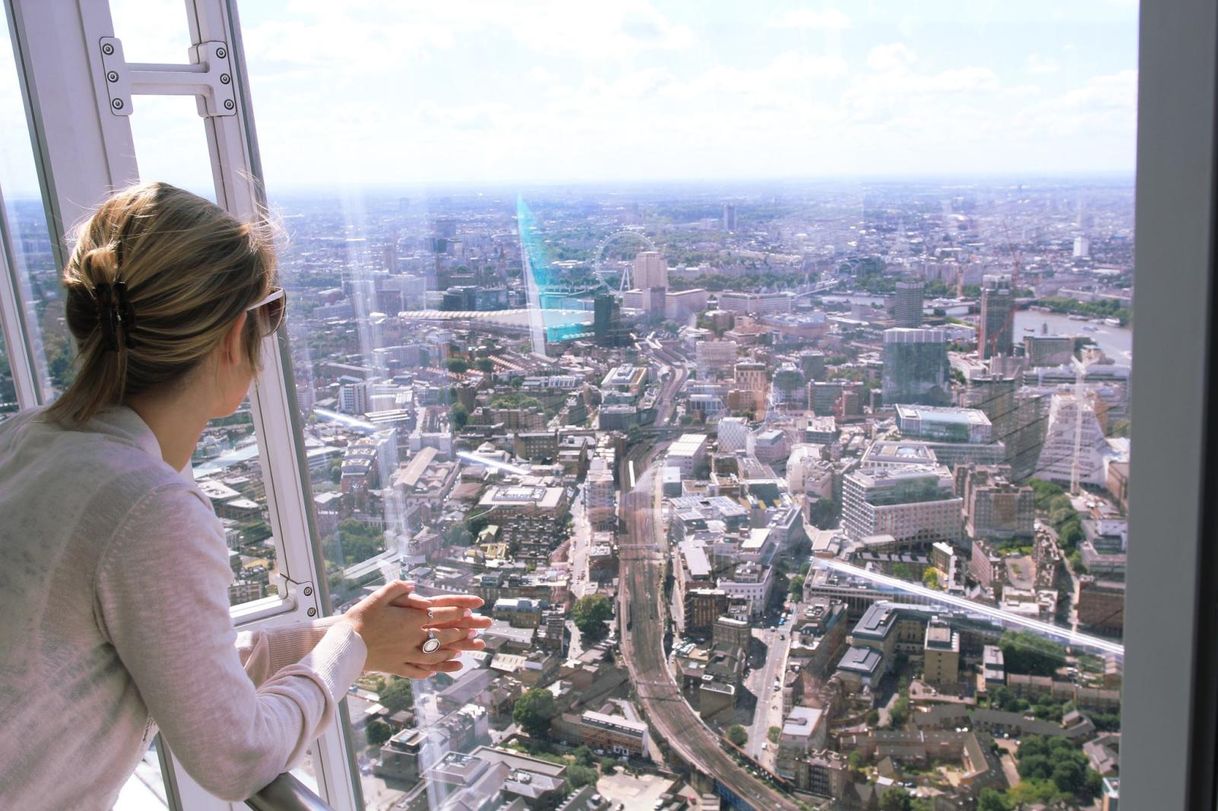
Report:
0,406,367,808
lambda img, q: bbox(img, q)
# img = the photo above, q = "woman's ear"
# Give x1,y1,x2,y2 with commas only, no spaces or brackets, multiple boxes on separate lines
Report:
221,311,249,368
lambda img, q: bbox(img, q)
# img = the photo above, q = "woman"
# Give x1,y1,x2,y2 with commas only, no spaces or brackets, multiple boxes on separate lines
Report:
0,182,490,807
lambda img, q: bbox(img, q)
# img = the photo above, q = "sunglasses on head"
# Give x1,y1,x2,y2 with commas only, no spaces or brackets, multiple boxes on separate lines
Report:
247,287,287,336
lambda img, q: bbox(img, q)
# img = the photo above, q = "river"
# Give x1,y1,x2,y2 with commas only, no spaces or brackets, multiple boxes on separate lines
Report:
1014,310,1132,365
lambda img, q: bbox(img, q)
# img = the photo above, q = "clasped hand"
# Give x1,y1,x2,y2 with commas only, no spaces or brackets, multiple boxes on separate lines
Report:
343,580,492,679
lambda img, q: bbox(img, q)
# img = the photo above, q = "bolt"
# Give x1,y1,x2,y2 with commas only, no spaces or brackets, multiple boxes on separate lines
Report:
102,42,115,56
111,98,124,110
216,46,227,59
106,70,119,83
307,607,317,617
224,99,235,110
303,585,314,597
220,73,231,85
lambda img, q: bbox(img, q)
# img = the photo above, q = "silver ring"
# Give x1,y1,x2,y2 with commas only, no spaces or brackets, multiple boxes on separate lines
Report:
426,607,436,620
421,629,441,654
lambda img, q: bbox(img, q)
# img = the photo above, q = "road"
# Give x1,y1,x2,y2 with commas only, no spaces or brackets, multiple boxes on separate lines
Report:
616,426,798,808
743,626,790,768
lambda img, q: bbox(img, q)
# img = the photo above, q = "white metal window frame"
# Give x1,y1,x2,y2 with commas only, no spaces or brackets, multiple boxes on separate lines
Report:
0,0,1215,809
2,0,362,808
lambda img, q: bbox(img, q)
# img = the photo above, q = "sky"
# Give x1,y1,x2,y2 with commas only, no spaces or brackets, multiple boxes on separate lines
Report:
0,1,1139,194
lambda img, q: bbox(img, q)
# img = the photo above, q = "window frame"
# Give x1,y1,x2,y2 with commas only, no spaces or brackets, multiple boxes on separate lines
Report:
3,0,362,808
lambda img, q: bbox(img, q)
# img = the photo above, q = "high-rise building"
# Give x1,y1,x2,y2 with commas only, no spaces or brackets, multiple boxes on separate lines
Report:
722,203,738,231
841,465,964,548
696,339,739,377
881,328,950,406
954,464,1035,540
338,379,368,415
734,361,769,412
593,293,615,344
717,416,750,453
893,279,924,328
979,276,1014,359
1036,390,1111,487
632,251,668,290
1023,334,1075,367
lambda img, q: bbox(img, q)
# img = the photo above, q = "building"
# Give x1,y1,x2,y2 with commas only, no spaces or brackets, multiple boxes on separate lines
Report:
956,464,1035,540
1078,577,1125,634
1036,391,1112,487
718,291,794,316
584,459,617,529
574,711,651,759
881,328,950,406
893,278,924,328
633,250,668,290
1024,333,1075,367
696,339,739,377
666,288,709,321
979,276,1015,359
722,202,737,231
842,466,964,548
600,364,649,397
923,617,961,686
734,361,768,412
717,416,750,453
896,405,992,444
668,433,709,476
338,378,369,415
776,707,827,779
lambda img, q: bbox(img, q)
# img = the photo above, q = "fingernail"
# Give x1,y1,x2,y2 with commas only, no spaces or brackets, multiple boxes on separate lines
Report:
463,609,472,618
467,629,478,639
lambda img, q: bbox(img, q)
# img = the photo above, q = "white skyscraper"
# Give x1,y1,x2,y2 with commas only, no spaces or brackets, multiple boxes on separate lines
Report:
1036,390,1110,487
633,251,668,290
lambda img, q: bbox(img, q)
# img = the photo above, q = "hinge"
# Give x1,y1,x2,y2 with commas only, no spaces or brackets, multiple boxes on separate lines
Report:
99,36,237,118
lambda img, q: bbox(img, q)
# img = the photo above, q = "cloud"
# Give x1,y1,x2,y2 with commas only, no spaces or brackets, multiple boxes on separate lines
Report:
1026,53,1060,75
769,9,851,31
867,43,918,73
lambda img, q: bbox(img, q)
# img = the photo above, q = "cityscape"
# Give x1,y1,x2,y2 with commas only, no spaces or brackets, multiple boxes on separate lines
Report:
1,176,1133,810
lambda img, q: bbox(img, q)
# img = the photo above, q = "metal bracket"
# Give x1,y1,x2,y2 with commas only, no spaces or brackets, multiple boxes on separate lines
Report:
99,36,237,118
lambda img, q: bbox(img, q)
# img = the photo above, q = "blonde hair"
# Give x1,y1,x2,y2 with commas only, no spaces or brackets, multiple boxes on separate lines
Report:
47,182,277,425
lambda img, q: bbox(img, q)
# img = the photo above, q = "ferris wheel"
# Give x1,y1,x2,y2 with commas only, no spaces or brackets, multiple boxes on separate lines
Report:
593,229,659,292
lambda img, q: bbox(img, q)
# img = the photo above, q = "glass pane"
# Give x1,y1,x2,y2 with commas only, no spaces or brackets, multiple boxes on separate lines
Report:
0,341,17,420
113,739,169,810
128,94,217,202
109,0,196,64
241,2,1137,809
0,9,61,406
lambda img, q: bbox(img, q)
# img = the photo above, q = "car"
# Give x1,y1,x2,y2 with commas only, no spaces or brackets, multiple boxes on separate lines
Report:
761,742,768,751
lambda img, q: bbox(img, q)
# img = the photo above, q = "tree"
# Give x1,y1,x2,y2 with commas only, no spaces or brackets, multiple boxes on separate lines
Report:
572,594,613,642
726,725,748,746
566,764,598,789
365,719,393,747
450,402,469,429
476,357,494,374
513,688,557,738
768,726,782,743
879,787,913,811
889,694,911,727
977,789,1012,811
922,568,941,590
1000,631,1066,676
378,677,413,714
447,358,469,374
572,745,595,767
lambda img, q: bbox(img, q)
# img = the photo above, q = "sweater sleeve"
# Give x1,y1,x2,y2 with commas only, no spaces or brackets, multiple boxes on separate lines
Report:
237,617,346,687
95,484,367,801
